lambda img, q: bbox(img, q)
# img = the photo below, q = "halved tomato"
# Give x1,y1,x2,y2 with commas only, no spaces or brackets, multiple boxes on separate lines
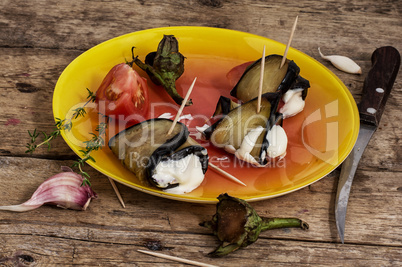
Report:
95,63,149,123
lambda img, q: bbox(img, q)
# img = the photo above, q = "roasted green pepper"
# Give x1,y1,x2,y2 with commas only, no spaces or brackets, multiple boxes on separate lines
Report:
134,35,191,106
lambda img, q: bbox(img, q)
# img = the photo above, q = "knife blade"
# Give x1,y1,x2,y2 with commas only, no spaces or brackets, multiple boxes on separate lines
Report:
335,46,400,244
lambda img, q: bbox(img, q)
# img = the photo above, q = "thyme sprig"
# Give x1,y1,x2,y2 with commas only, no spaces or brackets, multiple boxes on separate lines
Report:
26,88,104,186
72,120,109,186
25,88,96,154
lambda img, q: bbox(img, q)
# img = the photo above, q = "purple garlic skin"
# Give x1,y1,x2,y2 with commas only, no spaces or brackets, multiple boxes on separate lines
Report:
0,166,97,212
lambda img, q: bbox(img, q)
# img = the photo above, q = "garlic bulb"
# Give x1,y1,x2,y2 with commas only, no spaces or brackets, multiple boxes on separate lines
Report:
0,167,97,212
318,47,362,74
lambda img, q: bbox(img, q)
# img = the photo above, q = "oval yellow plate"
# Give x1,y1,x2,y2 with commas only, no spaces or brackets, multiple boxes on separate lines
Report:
53,26,359,203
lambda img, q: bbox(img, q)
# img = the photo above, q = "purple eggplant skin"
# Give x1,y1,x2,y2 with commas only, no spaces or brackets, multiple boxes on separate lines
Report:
108,118,189,186
108,118,208,189
147,141,209,189
202,93,280,140
230,55,301,102
202,92,283,166
291,75,310,100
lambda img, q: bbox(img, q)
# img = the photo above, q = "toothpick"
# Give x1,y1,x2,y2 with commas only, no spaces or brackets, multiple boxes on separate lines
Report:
208,162,246,186
164,77,244,187
167,77,197,135
257,45,266,114
107,177,125,208
280,15,298,69
137,250,219,267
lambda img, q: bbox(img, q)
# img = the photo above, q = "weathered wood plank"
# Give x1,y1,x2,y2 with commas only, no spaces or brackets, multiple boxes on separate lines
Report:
0,48,81,157
0,234,401,266
1,0,401,53
1,0,401,265
0,157,400,246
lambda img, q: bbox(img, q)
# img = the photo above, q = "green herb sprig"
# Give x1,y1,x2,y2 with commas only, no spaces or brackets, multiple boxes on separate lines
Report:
26,88,104,186
25,88,96,154
72,120,109,186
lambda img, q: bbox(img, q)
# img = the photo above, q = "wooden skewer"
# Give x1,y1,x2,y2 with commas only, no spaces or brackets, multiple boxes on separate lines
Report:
208,162,246,187
137,250,219,267
167,77,197,135
257,45,266,114
165,77,245,187
107,177,126,208
280,15,299,69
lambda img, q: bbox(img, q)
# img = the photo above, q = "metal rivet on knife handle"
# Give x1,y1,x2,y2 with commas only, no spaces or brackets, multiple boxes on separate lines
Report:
358,46,401,126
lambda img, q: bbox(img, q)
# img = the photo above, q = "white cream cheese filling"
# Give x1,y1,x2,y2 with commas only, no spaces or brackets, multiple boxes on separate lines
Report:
266,125,288,159
152,154,205,194
214,125,288,166
235,126,265,166
279,89,305,118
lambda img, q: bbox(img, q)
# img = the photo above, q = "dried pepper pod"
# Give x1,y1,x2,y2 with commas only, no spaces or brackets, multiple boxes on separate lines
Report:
230,55,300,102
202,93,286,166
109,118,208,194
134,35,191,106
200,193,309,257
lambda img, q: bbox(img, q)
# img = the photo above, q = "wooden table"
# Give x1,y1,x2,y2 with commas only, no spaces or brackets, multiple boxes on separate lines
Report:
1,1,401,266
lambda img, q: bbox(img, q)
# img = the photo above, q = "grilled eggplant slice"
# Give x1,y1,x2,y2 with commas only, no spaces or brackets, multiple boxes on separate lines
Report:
109,118,208,194
230,55,300,102
202,93,286,166
212,95,241,118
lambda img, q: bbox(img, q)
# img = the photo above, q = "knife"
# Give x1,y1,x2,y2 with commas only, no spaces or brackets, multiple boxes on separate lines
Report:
335,46,400,244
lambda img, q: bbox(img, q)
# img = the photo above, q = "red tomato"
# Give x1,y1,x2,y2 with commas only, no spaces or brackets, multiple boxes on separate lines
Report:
95,63,149,123
226,61,252,87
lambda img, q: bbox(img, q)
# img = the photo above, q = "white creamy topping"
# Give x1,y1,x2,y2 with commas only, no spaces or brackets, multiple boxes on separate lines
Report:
266,125,288,159
210,124,288,166
279,89,305,118
224,144,236,154
196,123,210,133
158,113,193,121
193,124,211,140
189,132,204,140
235,126,265,166
152,154,205,194
179,114,194,121
158,112,174,119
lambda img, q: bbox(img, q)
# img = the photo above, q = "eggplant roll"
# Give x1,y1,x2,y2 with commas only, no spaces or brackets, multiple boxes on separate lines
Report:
202,94,287,167
230,55,300,102
109,118,208,194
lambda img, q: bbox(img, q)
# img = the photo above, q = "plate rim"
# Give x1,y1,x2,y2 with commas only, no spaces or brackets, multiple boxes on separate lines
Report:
53,26,359,203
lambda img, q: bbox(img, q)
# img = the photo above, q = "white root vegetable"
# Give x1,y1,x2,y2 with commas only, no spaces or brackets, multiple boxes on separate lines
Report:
318,47,362,74
0,166,97,212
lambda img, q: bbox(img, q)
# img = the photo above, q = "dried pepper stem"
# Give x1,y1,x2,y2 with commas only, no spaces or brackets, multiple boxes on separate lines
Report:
260,217,309,231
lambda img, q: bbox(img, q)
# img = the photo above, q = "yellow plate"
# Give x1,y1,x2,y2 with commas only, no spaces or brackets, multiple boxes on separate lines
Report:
53,26,359,203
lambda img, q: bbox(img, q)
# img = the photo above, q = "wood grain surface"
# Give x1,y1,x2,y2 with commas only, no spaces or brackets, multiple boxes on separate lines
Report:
1,0,401,266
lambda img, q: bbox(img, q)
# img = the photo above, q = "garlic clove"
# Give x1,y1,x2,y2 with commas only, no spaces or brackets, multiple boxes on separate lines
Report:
0,167,97,212
318,47,362,74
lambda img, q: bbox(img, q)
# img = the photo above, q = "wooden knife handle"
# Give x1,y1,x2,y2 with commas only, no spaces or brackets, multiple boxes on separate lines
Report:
359,46,401,126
